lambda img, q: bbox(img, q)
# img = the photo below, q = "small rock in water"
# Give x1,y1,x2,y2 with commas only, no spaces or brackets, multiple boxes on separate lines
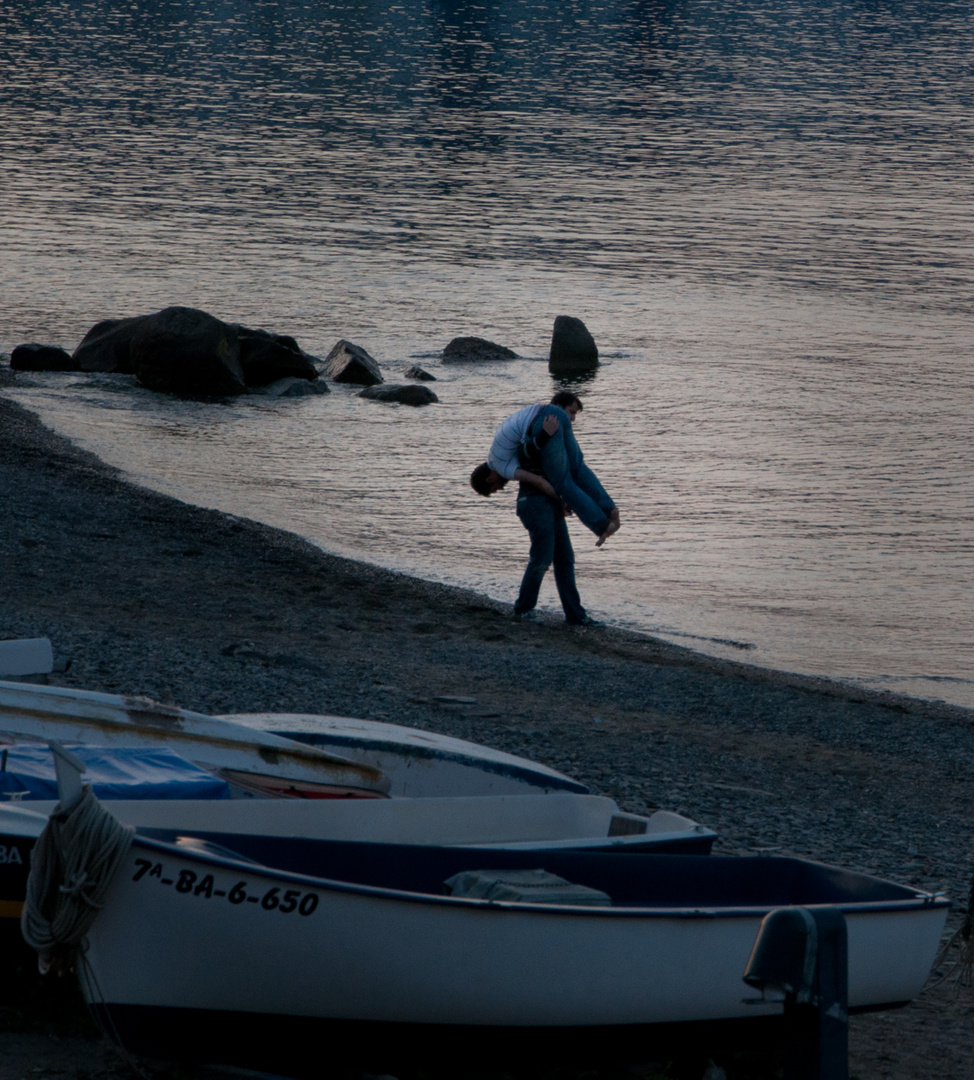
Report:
441,336,517,363
323,339,384,384
359,383,437,406
254,376,330,397
11,343,79,371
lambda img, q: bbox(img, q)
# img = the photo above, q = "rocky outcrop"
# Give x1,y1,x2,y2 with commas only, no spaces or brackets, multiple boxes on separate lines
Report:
233,326,320,387
70,312,322,396
131,306,245,396
548,316,598,375
442,336,517,363
322,340,383,385
72,317,146,373
405,365,436,381
359,384,438,406
10,344,79,371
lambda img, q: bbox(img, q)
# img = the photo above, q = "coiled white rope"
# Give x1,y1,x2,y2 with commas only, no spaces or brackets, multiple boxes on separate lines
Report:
21,785,135,975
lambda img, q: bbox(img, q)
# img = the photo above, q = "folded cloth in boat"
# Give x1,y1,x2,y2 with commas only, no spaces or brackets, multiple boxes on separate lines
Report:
444,868,611,906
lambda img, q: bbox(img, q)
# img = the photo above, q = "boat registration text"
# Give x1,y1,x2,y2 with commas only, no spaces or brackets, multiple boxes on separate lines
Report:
132,858,319,916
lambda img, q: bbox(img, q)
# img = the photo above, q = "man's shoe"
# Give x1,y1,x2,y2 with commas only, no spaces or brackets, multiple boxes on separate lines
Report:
567,615,601,628
513,609,539,622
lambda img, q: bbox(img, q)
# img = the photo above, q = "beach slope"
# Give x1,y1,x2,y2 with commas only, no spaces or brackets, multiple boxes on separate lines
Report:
0,395,972,1079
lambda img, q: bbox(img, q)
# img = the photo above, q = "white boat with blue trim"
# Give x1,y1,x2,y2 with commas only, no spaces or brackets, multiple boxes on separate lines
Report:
38,802,946,1076
0,681,388,798
220,710,591,797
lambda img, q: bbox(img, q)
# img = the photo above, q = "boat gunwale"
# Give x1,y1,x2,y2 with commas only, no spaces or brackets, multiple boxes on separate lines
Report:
263,728,589,791
128,833,950,920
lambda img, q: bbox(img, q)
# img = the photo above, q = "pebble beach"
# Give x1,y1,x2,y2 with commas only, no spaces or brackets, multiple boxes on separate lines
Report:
1,389,972,1080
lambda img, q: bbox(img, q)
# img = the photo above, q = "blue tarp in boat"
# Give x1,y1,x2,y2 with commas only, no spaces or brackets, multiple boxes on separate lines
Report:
0,744,231,800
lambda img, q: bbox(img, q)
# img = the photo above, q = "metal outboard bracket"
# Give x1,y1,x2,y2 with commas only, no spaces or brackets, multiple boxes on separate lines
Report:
743,905,848,1080
49,740,87,813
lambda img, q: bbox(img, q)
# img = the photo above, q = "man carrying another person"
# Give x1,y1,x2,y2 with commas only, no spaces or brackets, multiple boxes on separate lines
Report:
469,392,620,625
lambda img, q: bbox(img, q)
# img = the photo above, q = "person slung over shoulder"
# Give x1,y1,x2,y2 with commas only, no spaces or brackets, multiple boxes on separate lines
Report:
470,391,621,547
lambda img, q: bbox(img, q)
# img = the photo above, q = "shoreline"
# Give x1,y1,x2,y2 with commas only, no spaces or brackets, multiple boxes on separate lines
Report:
1,377,968,727
5,362,967,717
2,392,973,1079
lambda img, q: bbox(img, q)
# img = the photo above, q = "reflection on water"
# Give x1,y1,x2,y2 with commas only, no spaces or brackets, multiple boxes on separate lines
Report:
1,0,972,705
3,0,972,336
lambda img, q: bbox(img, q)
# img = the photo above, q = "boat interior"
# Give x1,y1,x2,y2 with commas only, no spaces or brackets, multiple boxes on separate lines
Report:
153,833,941,911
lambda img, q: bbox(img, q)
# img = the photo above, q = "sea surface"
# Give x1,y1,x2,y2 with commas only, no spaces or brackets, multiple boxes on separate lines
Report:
1,0,972,707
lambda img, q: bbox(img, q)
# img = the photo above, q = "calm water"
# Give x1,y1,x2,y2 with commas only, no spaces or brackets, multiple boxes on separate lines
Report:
1,0,972,706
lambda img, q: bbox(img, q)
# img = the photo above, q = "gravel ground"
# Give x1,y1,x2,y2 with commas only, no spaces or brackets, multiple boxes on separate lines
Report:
0,388,972,1080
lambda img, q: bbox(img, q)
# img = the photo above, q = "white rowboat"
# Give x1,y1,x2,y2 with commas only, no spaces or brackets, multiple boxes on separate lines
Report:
0,682,388,798
221,711,591,796
67,821,947,1075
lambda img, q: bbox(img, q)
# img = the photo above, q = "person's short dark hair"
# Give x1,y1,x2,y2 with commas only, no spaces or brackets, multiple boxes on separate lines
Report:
470,462,495,496
550,391,582,411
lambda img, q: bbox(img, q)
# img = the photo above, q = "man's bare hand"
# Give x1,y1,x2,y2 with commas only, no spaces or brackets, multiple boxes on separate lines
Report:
542,414,560,436
537,478,557,499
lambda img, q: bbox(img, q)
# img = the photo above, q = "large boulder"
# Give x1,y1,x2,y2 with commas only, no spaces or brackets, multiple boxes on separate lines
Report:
233,326,320,387
322,340,383,385
548,316,598,375
72,316,147,373
131,306,245,396
11,344,79,371
359,384,438,406
442,336,517,363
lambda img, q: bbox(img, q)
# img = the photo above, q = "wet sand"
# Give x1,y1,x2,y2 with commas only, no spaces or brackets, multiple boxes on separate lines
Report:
1,391,972,1080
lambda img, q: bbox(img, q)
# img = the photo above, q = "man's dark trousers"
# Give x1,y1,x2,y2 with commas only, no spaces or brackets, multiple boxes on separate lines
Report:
513,491,586,624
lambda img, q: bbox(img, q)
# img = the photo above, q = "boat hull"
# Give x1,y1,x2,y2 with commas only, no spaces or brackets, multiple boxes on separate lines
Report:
77,836,947,1070
0,682,387,795
86,1005,788,1075
0,805,40,919
19,792,713,852
220,711,590,796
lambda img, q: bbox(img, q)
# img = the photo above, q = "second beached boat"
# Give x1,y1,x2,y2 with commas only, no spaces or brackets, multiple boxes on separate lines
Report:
221,710,592,796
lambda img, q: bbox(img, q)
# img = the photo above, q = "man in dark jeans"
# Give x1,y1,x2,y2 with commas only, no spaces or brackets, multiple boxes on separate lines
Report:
513,482,589,624
512,393,618,625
